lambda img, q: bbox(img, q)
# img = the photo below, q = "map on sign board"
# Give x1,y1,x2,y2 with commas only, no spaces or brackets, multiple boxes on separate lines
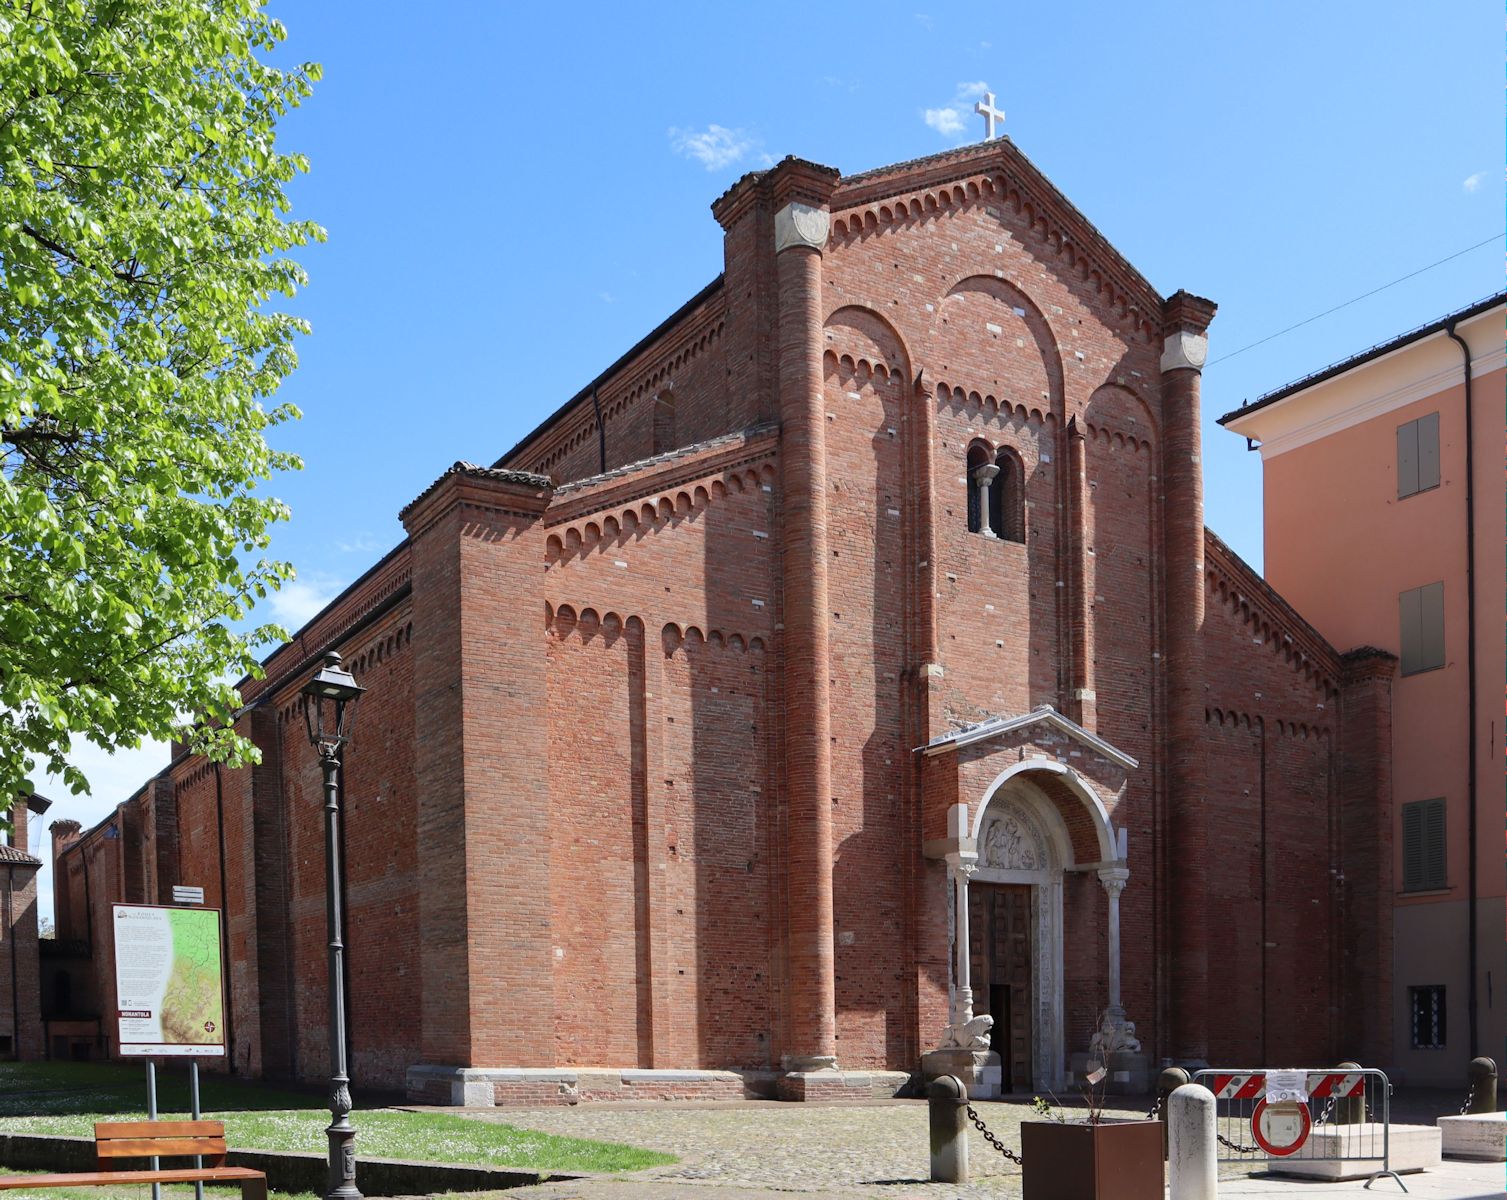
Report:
113,905,226,1056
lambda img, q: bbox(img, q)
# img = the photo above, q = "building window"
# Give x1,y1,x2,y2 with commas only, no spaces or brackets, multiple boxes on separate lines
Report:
1398,582,1444,674
991,448,1025,543
1396,412,1440,499
1401,798,1447,891
1409,985,1446,1049
966,443,996,536
966,443,1025,541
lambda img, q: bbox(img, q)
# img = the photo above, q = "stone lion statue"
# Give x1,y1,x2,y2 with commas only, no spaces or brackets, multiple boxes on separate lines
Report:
941,1013,994,1050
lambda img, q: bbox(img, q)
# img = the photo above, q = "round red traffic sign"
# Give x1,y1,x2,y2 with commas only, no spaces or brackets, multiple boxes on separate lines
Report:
1251,1097,1311,1156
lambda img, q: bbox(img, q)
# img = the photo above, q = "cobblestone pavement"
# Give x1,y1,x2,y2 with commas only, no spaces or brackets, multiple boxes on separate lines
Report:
459,1096,1505,1200
466,1096,1108,1198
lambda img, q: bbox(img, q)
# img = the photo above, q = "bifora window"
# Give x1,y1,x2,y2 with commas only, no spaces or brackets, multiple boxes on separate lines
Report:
1410,985,1446,1049
965,442,1025,542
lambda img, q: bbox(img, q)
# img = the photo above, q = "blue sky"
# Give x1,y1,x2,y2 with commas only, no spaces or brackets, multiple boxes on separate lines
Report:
32,1,1501,914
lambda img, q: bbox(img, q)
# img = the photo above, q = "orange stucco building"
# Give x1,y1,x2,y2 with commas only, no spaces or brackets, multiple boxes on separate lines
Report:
1221,292,1505,1085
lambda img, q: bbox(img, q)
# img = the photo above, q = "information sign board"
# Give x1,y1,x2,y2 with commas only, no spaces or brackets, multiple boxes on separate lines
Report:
113,904,225,1057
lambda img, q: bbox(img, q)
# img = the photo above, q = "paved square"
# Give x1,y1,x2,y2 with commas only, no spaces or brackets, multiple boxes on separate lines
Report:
464,1099,1505,1199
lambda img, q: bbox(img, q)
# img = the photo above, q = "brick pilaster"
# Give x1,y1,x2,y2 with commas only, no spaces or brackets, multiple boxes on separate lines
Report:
1066,416,1096,731
767,159,840,1069
403,465,554,1071
1160,290,1216,1063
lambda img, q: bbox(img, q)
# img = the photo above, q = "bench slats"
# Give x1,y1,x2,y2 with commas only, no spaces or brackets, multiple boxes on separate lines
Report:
0,1119,264,1200
0,1168,263,1190
96,1137,227,1161
95,1121,225,1140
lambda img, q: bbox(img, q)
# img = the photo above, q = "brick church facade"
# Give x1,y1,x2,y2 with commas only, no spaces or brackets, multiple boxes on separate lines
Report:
40,140,1396,1102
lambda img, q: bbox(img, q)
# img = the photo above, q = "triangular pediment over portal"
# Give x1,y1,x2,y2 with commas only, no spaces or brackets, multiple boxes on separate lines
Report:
918,705,1136,770
916,706,1135,860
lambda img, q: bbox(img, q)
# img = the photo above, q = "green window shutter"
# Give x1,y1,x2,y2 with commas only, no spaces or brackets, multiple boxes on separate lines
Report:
1417,412,1440,492
1419,581,1445,671
1397,418,1419,498
1402,801,1424,890
1399,587,1422,673
1423,798,1447,889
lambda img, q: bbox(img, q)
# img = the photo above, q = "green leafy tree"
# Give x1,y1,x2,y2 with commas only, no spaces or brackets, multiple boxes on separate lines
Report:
0,0,321,802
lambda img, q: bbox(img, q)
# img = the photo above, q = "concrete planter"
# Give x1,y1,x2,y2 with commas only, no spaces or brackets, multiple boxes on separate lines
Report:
1020,1119,1163,1200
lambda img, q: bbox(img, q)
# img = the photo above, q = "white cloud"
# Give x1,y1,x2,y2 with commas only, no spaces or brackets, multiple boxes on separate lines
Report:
915,12,934,29
266,571,346,631
924,107,966,136
599,291,616,304
922,82,993,141
334,532,381,555
669,124,760,171
1463,171,1486,193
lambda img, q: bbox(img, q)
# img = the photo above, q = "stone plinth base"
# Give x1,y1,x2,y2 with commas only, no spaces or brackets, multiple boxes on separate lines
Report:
1267,1123,1440,1180
406,1064,909,1106
1068,1050,1149,1095
1437,1112,1506,1161
407,1064,754,1107
775,1069,913,1102
920,1048,1001,1100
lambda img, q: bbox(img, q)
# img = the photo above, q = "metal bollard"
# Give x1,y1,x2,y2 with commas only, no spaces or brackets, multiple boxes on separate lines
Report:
1335,1060,1365,1125
1168,1083,1217,1200
928,1073,969,1184
1158,1066,1190,1159
1467,1057,1498,1114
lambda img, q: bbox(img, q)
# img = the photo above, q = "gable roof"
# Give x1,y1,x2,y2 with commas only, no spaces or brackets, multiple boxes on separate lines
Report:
0,843,41,867
832,137,1165,316
916,704,1139,770
1219,290,1507,426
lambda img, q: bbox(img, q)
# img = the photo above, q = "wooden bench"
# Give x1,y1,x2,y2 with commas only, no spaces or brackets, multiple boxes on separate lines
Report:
0,1120,267,1200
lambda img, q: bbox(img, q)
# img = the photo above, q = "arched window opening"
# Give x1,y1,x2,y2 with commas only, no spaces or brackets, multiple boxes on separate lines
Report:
966,442,994,535
992,448,1025,543
652,391,676,455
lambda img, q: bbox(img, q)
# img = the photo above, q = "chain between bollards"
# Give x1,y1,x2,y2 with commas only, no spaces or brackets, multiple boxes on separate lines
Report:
965,1103,1024,1166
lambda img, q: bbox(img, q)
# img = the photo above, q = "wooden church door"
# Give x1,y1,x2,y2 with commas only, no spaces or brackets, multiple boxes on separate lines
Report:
970,883,1033,1092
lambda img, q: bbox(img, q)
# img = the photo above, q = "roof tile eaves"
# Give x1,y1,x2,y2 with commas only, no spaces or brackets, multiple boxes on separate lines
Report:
553,423,778,496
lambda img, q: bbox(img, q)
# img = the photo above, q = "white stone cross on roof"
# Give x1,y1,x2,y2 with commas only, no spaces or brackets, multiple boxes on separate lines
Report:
975,91,1005,141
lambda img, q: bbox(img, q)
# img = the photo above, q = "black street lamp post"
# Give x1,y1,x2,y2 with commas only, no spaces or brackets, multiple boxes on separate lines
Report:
301,651,366,1200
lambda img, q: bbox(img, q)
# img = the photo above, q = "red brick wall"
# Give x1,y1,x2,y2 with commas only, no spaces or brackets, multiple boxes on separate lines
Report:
43,144,1398,1091
1201,535,1355,1068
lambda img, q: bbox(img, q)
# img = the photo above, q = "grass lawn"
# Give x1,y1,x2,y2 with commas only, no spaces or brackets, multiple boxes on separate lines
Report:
0,1063,675,1175
0,1172,318,1200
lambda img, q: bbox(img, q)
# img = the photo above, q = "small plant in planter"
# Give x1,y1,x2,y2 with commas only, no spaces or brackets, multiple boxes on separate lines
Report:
1020,1011,1163,1200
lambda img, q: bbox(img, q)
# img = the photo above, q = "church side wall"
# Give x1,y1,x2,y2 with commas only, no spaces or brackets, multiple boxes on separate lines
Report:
1201,569,1342,1067
515,299,741,485
542,455,778,1072
269,607,420,1093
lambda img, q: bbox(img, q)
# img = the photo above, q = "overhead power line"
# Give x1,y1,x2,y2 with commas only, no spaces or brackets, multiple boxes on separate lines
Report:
1208,231,1505,367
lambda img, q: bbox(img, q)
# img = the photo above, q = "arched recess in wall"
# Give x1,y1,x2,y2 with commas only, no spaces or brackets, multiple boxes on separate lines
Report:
1083,382,1158,450
822,304,914,384
922,274,1065,425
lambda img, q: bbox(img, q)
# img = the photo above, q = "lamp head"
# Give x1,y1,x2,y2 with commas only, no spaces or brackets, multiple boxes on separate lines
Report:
301,651,365,753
